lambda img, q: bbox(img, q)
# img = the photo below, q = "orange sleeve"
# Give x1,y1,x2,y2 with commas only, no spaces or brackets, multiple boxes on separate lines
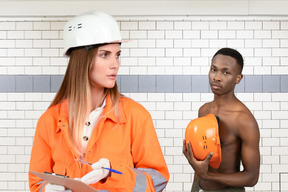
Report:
130,112,169,191
94,104,169,192
29,116,53,192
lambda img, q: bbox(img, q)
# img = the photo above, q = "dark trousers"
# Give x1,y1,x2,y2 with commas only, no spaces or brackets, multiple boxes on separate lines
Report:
192,179,245,192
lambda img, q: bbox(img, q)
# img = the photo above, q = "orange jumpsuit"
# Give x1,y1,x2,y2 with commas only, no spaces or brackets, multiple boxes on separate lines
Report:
29,95,169,192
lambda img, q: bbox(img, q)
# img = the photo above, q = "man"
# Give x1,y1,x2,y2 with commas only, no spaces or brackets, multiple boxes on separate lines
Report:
183,48,260,192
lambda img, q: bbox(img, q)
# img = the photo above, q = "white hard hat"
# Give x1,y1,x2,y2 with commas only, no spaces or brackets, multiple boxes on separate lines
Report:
63,11,125,55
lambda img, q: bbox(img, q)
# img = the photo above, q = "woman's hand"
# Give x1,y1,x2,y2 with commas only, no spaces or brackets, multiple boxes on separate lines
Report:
81,158,110,185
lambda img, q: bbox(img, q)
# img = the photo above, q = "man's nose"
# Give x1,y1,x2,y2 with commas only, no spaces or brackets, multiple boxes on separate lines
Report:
214,72,221,81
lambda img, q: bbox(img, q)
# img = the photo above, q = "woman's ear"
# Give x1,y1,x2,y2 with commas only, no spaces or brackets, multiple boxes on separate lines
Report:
236,74,243,84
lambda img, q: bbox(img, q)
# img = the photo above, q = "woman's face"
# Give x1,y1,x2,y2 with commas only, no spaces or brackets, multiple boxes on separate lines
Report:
89,43,121,90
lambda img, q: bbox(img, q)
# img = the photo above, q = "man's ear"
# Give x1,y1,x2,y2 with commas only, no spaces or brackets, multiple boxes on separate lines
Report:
236,74,243,84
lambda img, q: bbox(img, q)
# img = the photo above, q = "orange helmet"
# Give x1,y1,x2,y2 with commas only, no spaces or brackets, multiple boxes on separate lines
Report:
185,114,221,168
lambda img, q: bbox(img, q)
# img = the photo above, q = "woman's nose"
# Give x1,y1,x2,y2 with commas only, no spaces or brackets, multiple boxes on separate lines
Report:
109,58,120,69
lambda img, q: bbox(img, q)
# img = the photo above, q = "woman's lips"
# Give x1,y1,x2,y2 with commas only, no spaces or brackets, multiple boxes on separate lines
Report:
107,75,117,79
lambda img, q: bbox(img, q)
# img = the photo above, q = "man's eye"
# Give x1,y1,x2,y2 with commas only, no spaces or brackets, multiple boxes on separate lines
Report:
224,71,230,75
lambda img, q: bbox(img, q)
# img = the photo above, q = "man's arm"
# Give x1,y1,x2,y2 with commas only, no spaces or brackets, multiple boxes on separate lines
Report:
183,113,260,187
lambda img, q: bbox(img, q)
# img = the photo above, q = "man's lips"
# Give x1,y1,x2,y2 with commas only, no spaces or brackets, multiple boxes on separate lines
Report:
211,83,222,89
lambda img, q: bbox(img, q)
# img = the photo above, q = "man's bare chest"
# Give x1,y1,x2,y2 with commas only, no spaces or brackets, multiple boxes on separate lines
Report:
214,114,240,148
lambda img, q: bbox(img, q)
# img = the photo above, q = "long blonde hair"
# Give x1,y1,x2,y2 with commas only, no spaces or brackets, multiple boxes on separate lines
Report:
50,46,121,156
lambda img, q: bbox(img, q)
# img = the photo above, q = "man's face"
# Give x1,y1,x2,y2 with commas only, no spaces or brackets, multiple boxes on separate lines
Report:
208,54,243,96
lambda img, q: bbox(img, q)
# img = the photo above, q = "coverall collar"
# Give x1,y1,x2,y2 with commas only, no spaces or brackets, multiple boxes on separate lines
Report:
56,94,126,133
101,94,126,124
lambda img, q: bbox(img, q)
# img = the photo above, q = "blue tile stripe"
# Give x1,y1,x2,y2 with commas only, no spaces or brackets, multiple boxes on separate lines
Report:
0,75,287,93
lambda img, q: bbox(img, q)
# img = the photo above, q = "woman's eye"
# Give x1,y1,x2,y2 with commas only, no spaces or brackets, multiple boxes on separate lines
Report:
100,53,107,58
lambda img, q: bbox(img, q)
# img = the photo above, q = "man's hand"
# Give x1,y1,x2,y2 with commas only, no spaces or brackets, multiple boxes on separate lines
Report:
183,139,213,179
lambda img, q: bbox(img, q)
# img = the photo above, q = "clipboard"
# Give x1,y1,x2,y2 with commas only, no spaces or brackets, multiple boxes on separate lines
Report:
30,171,100,192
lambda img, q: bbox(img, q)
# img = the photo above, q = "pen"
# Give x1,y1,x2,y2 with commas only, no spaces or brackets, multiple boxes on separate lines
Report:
75,159,123,174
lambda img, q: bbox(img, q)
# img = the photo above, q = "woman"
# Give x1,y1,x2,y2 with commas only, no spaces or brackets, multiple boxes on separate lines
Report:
29,11,169,192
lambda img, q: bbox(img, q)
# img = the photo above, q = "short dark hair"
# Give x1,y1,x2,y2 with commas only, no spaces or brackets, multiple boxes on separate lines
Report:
212,48,244,73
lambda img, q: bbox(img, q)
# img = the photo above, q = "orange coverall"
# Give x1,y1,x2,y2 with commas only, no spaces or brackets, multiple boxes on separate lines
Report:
29,95,169,192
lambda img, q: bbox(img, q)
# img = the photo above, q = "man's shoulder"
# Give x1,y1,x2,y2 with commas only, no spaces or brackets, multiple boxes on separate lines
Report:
235,100,256,120
198,102,212,116
237,109,257,126
200,102,212,108
231,101,259,135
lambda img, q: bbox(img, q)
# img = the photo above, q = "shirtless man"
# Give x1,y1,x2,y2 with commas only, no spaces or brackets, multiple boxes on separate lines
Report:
183,48,260,192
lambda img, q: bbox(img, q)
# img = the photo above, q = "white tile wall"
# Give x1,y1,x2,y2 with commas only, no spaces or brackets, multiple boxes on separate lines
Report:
0,15,288,192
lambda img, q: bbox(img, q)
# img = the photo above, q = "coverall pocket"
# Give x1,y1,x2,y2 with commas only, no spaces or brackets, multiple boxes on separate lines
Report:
53,162,67,176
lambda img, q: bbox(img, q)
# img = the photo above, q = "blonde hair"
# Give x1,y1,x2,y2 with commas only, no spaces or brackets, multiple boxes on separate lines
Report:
50,46,121,156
